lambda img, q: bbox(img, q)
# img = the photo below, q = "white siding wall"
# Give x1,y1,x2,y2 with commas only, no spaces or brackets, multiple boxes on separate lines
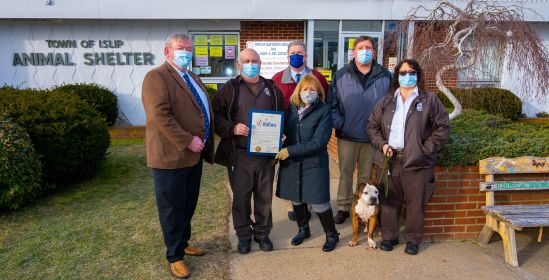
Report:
500,22,549,117
0,19,239,125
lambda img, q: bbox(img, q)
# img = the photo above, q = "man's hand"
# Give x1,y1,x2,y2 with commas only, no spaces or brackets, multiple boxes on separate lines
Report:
233,123,250,136
187,136,205,153
275,148,289,160
382,144,393,157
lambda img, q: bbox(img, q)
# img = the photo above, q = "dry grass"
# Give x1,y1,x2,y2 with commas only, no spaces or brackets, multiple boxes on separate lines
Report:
0,139,230,279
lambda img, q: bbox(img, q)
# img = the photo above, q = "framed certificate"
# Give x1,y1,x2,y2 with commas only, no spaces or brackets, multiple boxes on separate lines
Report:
246,109,284,156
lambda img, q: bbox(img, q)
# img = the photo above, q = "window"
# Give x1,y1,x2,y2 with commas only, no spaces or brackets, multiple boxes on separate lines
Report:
457,39,503,87
313,21,339,79
190,32,239,78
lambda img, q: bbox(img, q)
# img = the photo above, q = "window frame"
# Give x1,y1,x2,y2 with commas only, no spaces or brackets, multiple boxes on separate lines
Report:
188,31,240,84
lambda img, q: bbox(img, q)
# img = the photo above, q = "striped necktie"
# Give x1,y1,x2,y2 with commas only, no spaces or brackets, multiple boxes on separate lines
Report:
182,73,210,143
295,73,301,84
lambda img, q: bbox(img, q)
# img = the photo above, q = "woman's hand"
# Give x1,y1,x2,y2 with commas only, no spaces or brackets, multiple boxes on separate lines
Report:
382,144,393,157
275,148,289,160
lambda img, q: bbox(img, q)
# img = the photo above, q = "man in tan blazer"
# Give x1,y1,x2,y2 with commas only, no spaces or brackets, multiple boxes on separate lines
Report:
142,33,214,279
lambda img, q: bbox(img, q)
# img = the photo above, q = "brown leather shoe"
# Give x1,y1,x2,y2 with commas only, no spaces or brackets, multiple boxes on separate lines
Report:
170,260,190,279
184,246,205,256
334,210,350,224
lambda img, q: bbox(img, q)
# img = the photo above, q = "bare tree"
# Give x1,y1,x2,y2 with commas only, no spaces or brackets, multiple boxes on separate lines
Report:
387,0,549,119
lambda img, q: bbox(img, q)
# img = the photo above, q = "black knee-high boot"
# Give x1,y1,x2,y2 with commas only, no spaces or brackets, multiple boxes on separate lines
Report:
291,203,311,246
317,208,339,252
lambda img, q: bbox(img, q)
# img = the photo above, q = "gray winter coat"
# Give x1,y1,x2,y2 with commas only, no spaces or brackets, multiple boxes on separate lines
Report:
331,61,391,142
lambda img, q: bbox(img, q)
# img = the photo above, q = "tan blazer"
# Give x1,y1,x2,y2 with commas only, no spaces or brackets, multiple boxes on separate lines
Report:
142,62,214,169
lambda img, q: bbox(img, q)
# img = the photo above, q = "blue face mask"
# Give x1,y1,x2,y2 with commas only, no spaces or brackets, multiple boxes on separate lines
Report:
398,73,418,88
356,50,373,64
289,54,304,68
173,50,192,68
241,63,260,78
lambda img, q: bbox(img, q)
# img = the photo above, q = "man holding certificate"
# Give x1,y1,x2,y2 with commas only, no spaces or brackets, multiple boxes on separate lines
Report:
212,48,285,254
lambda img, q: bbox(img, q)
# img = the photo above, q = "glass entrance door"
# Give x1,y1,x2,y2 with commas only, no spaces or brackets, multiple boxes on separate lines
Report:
337,32,382,70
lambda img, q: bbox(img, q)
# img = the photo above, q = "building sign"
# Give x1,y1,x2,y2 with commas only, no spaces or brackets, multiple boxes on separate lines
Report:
388,57,398,72
12,40,155,66
246,41,290,79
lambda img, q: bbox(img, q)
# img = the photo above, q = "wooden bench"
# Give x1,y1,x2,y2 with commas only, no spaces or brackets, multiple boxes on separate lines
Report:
477,156,549,266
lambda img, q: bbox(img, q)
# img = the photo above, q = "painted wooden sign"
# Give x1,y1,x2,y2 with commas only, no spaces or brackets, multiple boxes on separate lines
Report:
479,157,549,175
480,180,549,191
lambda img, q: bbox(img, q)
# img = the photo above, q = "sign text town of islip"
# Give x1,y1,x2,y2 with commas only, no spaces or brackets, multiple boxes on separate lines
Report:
12,40,155,66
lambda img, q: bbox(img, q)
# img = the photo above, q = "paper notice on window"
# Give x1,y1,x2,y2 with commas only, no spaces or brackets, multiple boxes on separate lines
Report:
195,56,208,66
195,46,209,56
347,50,354,62
210,35,223,45
195,35,208,46
225,35,238,46
349,38,356,49
225,46,236,59
388,57,398,72
210,46,223,57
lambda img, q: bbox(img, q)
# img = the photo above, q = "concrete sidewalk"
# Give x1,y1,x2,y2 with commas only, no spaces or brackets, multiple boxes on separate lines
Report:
227,159,548,280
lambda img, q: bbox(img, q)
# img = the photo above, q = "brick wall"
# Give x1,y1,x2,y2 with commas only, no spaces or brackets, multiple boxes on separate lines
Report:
328,137,549,241
239,21,304,50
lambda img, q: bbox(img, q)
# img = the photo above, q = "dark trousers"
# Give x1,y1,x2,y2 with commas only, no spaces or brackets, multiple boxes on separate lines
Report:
228,150,274,240
378,157,434,245
152,160,203,263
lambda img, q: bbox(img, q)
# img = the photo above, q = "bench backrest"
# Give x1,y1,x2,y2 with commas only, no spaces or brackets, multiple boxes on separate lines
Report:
478,157,549,206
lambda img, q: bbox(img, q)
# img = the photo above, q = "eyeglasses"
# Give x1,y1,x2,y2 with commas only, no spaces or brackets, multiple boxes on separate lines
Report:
398,70,417,76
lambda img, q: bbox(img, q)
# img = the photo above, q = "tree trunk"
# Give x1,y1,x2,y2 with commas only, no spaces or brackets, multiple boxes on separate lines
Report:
436,64,462,120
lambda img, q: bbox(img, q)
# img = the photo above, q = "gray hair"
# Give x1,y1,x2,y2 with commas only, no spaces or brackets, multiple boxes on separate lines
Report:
287,40,306,53
165,33,192,47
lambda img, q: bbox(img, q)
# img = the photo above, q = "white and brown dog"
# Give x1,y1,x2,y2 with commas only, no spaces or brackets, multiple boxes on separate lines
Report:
348,182,380,248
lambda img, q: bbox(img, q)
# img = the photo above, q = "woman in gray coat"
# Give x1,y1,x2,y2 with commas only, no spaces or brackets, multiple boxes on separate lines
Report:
275,74,339,252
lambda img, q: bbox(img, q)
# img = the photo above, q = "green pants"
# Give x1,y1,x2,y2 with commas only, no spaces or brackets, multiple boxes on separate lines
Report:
336,139,374,212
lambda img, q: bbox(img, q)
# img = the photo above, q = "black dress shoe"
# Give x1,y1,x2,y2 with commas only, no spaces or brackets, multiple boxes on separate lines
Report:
288,211,296,221
237,239,251,254
291,226,311,246
379,239,399,251
254,237,273,251
404,242,419,255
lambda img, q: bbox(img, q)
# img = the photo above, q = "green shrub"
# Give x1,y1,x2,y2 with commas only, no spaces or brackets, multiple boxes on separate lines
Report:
0,117,43,210
0,87,111,182
437,110,549,166
53,83,118,126
437,87,522,120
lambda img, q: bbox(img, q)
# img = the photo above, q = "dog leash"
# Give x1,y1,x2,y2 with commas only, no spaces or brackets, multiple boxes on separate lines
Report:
378,155,391,198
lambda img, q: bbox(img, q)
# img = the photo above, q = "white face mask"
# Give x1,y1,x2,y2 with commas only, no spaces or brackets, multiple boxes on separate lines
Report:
300,90,318,105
